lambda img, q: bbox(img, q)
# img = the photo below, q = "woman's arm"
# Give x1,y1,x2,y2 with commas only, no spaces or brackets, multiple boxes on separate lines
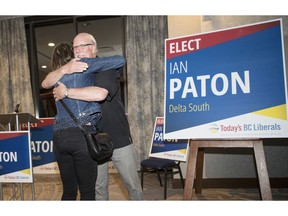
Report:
81,55,126,74
41,59,89,89
53,81,108,102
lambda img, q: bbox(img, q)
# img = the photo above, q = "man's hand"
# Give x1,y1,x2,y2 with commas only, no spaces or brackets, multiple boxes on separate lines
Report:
53,81,67,101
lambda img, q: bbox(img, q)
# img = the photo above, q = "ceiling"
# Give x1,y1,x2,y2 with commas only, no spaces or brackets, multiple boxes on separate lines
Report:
24,16,124,87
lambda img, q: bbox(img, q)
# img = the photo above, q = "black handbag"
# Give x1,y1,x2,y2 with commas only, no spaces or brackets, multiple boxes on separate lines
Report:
60,100,114,163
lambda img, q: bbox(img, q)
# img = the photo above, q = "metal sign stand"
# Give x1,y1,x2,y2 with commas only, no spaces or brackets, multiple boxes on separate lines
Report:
0,113,41,200
183,139,272,200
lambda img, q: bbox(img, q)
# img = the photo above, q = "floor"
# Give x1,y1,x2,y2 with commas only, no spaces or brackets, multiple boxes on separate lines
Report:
1,172,288,201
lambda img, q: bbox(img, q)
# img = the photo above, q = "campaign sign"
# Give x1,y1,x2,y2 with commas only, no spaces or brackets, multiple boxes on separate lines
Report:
22,118,59,174
0,131,33,183
164,19,288,139
149,117,189,162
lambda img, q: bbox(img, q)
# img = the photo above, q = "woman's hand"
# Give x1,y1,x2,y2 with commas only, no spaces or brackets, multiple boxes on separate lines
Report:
62,58,88,74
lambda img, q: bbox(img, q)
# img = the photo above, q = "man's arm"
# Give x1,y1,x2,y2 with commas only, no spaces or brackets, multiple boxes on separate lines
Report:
41,59,89,89
53,81,108,102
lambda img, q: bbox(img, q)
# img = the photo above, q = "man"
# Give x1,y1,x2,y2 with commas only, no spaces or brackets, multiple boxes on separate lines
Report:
94,70,143,200
73,32,143,200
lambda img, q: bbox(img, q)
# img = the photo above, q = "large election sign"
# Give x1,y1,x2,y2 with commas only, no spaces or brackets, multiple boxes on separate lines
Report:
150,117,189,161
164,19,288,139
0,131,33,183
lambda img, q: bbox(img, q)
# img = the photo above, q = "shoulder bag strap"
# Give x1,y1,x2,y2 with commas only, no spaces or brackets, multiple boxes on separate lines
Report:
59,100,87,134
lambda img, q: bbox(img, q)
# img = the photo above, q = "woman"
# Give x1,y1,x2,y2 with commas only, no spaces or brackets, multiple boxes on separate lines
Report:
42,42,125,200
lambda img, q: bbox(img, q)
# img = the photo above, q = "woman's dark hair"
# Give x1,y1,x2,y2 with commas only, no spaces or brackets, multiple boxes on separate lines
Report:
51,42,73,70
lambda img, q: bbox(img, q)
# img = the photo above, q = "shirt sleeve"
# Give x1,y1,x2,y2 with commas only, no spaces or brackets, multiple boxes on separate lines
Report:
80,56,125,74
94,69,120,101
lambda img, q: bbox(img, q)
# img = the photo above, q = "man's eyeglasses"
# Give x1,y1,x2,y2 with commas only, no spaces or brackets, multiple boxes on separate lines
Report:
72,43,94,51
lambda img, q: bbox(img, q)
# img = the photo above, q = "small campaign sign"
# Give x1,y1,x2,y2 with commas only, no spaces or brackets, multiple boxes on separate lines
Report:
22,118,59,174
0,131,33,183
149,117,189,162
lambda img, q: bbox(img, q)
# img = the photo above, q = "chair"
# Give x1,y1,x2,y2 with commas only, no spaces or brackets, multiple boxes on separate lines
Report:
140,157,185,200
